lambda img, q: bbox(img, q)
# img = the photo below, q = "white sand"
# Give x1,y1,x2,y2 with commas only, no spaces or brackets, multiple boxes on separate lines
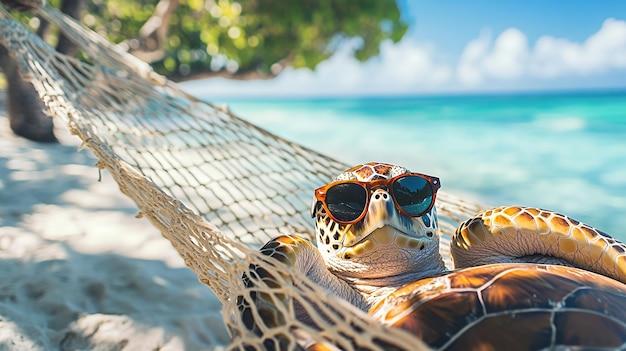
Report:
0,92,230,350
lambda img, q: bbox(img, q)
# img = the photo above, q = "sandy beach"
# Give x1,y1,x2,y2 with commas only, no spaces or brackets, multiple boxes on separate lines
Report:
0,91,229,350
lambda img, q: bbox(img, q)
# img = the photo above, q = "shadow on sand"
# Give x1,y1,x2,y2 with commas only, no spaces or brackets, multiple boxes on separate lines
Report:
0,108,230,349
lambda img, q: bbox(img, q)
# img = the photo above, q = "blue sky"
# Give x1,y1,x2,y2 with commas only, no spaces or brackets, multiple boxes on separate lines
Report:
182,1,626,97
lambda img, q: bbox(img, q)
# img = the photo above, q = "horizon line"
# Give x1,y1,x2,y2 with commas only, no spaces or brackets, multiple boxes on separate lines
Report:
191,86,626,101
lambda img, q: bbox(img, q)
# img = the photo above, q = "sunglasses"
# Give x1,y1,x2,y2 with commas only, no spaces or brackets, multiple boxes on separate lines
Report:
313,173,441,224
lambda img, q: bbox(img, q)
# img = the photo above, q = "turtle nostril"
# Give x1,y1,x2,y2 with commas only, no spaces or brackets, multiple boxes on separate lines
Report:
373,191,390,202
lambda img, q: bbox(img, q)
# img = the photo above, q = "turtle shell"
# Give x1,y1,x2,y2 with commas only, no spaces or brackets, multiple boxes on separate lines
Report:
369,263,626,351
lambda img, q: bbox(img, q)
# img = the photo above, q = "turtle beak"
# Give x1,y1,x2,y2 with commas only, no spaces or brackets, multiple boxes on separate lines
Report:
343,189,398,246
345,188,434,247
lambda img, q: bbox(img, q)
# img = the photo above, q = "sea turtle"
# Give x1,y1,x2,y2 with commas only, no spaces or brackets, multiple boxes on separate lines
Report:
239,162,626,350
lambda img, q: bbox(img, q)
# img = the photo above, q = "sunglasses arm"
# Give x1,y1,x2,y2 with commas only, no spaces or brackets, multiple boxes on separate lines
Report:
310,198,320,218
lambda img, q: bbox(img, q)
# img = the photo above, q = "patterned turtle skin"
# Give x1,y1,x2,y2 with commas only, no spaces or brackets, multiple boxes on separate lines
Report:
241,162,626,350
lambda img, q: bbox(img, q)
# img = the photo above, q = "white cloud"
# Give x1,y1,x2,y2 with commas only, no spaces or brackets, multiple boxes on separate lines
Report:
457,31,491,85
483,28,528,79
583,18,626,70
280,38,453,95
531,36,582,77
458,18,626,86
457,28,532,85
371,40,452,88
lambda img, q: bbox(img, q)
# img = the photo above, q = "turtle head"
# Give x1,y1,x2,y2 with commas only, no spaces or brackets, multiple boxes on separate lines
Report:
311,162,446,281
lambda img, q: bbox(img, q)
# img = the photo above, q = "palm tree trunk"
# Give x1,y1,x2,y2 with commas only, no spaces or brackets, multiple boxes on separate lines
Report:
0,44,57,142
1,0,83,142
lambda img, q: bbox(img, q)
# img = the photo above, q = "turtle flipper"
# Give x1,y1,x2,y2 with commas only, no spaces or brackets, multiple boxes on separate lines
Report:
452,206,626,283
237,237,295,350
237,234,362,350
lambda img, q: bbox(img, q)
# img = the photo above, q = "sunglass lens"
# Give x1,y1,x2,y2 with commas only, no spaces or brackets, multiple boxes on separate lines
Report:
325,183,367,223
392,176,434,216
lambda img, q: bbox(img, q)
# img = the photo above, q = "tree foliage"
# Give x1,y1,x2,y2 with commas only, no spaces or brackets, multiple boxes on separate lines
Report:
20,0,408,81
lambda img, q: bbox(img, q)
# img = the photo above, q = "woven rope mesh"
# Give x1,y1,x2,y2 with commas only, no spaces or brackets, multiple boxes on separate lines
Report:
0,6,485,350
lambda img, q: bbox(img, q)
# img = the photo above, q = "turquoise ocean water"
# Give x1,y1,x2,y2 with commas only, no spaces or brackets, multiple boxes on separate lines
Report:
205,91,626,241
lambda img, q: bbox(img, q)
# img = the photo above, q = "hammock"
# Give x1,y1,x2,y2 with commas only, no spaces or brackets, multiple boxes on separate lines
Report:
0,5,485,350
